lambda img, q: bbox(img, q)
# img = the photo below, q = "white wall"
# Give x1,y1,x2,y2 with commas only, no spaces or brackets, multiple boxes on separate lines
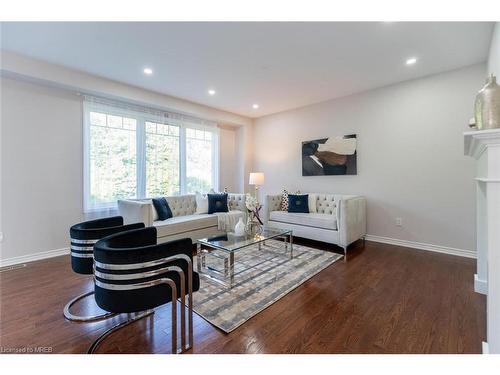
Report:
219,126,238,192
236,124,255,194
488,22,500,77
0,74,249,265
1,78,83,264
254,64,486,252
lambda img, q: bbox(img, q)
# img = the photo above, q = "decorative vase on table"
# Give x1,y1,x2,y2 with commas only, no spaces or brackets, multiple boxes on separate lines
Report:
474,74,500,130
244,193,263,236
245,213,262,236
234,217,246,236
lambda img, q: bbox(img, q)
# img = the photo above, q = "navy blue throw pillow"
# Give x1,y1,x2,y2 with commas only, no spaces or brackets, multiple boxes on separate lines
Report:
288,194,309,213
207,193,229,214
152,197,173,221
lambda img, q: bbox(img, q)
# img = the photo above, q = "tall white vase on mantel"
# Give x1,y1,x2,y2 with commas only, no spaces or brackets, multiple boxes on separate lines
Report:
474,74,500,130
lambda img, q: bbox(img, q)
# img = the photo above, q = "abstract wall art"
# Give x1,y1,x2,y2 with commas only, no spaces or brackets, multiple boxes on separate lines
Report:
302,134,357,176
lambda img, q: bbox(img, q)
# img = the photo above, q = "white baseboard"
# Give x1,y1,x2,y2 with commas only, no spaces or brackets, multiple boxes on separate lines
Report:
0,247,70,268
474,274,488,295
365,235,476,259
482,341,489,354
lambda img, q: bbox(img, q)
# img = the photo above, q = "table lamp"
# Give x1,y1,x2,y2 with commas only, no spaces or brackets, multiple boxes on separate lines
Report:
249,172,265,198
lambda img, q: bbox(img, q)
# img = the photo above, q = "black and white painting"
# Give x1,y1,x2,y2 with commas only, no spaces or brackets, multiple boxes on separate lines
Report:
302,134,357,176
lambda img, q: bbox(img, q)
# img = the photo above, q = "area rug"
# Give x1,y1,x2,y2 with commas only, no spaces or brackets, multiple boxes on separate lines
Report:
192,239,343,333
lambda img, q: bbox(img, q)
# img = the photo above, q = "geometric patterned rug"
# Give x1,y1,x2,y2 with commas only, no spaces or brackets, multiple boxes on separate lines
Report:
192,239,343,332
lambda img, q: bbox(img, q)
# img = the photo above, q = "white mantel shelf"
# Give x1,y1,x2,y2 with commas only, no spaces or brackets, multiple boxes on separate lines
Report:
464,128,500,354
464,128,500,159
476,178,500,183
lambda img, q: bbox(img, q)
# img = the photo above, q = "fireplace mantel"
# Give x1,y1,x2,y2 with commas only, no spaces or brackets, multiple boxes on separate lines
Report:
464,128,500,354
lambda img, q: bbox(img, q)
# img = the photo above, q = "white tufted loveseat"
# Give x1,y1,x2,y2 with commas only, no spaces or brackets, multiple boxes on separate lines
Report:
118,194,246,243
266,193,366,256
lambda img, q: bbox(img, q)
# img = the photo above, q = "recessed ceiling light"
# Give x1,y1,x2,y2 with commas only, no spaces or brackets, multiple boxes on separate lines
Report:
406,57,417,65
143,67,153,75
252,104,259,109
208,89,216,96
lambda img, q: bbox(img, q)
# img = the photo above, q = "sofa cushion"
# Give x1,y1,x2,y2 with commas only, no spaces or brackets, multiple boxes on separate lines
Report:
269,211,337,230
207,193,229,214
195,192,209,214
281,189,289,211
153,214,218,238
288,194,309,213
308,194,317,213
152,197,173,220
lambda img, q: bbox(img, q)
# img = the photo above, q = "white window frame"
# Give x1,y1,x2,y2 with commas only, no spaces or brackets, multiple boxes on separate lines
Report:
83,98,219,213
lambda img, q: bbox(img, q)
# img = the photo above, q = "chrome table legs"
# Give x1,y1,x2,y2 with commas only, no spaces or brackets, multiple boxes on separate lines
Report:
196,233,293,289
197,243,236,289
280,233,294,259
229,252,235,287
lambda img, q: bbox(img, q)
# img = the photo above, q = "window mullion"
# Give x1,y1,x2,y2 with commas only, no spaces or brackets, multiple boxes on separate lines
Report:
179,124,186,195
212,131,219,192
83,103,91,212
137,117,146,198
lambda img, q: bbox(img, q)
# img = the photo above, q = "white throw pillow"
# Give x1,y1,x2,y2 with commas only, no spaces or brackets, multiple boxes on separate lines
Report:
195,192,209,214
308,194,317,213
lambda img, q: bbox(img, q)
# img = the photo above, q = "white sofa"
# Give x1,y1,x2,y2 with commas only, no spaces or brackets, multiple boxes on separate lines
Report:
118,194,247,243
266,193,366,256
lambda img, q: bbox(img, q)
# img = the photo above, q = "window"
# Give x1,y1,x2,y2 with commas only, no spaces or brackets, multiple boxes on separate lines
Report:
145,121,180,197
83,98,219,212
88,112,137,208
186,127,215,194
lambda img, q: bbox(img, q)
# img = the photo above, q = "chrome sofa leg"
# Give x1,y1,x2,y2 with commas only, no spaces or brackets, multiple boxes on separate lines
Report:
343,246,347,262
87,309,155,354
63,291,117,322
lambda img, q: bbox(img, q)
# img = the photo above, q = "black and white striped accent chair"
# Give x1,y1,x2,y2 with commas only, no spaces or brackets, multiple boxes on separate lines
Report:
88,226,199,354
65,216,145,322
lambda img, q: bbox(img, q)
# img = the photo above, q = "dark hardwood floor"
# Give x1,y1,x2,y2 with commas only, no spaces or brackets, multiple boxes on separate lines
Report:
0,239,486,354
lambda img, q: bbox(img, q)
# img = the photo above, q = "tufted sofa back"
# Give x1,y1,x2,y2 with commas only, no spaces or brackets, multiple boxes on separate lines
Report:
164,193,246,217
315,194,336,214
165,195,197,217
266,193,360,217
119,193,247,227
228,194,246,211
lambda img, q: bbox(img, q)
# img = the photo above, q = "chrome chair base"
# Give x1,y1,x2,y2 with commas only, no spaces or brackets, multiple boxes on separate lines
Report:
63,291,117,322
88,309,155,354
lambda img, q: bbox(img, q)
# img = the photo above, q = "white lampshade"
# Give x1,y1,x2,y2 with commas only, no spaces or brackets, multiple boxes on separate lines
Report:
249,172,265,186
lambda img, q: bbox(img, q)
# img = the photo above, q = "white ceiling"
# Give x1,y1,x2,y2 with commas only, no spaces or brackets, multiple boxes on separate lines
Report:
1,22,494,118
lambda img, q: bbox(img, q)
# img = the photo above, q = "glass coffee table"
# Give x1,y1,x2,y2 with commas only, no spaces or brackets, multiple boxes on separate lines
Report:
196,227,293,289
